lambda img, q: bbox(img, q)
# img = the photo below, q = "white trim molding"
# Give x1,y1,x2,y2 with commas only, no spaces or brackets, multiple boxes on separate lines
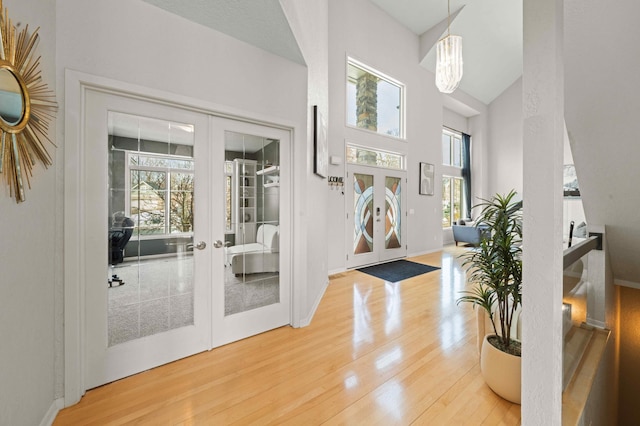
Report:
40,398,64,426
614,278,640,290
64,69,300,406
297,279,330,328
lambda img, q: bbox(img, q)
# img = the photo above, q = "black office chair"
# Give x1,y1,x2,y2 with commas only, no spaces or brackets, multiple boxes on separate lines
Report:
108,216,134,287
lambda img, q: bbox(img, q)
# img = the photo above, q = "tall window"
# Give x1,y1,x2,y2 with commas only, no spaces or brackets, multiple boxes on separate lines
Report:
442,130,462,167
224,160,233,233
442,176,463,228
441,128,469,228
346,58,405,138
127,152,194,236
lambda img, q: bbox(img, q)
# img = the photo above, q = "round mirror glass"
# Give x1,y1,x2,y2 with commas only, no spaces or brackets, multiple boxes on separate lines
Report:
0,68,24,126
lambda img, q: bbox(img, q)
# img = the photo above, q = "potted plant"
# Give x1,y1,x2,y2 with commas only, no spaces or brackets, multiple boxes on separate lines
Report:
457,190,523,404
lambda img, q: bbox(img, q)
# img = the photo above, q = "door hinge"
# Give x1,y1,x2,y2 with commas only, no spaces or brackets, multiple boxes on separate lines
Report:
346,254,349,260
346,213,349,219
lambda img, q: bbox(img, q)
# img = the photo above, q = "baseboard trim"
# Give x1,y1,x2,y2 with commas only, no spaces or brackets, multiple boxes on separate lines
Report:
408,247,442,258
40,398,64,426
328,267,346,276
297,279,329,328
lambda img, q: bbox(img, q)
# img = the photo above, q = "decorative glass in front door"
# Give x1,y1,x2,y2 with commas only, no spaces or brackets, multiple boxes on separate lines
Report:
353,173,374,255
385,176,401,249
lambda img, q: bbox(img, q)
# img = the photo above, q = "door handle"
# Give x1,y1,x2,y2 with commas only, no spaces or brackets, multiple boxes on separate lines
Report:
213,240,224,249
195,241,207,250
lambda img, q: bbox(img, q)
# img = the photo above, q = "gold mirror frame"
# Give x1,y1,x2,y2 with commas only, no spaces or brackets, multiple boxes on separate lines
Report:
0,0,57,203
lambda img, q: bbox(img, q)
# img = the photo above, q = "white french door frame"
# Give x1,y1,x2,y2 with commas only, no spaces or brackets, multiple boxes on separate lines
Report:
63,70,297,406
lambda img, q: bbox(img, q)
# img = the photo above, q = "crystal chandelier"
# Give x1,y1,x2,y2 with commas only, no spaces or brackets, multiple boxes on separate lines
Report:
435,0,463,93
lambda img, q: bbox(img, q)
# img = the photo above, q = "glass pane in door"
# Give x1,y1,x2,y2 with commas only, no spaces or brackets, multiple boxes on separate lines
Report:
353,173,374,255
107,112,195,346
385,176,401,249
224,132,280,316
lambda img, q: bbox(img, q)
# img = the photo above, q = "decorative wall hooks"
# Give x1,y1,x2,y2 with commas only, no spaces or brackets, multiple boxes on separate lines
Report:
0,0,57,203
328,176,344,189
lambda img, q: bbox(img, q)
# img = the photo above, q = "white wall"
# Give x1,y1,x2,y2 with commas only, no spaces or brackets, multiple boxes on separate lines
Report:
487,77,524,197
564,0,640,285
443,108,468,134
327,0,448,271
57,0,316,402
522,0,565,422
0,1,60,424
279,0,330,324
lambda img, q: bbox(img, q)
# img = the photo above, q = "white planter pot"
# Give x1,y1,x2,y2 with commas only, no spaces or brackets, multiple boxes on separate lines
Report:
480,334,521,404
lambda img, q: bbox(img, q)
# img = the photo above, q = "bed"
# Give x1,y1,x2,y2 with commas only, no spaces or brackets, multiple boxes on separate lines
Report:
226,224,279,276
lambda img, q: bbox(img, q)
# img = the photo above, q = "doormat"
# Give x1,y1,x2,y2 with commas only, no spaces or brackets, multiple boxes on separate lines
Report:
357,260,440,283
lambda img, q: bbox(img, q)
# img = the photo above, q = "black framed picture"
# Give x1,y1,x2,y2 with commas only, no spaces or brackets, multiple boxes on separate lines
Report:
313,105,328,178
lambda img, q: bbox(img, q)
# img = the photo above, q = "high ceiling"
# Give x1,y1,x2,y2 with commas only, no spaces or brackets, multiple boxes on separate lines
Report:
371,0,523,104
142,0,304,65
143,0,522,106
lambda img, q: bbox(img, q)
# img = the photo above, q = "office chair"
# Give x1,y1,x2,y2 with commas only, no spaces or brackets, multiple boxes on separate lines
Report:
108,215,134,287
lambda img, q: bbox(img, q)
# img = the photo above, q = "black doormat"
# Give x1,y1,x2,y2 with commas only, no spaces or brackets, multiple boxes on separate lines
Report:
357,260,440,283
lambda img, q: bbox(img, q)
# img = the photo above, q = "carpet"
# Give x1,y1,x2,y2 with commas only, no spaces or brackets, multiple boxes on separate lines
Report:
357,260,440,282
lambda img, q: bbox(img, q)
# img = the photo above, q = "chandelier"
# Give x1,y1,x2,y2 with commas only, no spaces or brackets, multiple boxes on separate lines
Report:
435,0,463,93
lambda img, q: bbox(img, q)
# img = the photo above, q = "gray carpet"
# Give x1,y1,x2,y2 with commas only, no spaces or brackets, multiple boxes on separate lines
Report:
108,256,279,346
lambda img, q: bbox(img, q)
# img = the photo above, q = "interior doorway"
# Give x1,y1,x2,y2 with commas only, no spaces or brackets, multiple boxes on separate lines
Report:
73,84,292,392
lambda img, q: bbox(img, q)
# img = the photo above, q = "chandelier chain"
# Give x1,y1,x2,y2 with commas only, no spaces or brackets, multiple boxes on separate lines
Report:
447,0,451,37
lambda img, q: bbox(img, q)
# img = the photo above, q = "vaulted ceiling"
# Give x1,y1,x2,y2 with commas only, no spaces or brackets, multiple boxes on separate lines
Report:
142,0,521,105
142,0,304,65
371,0,523,105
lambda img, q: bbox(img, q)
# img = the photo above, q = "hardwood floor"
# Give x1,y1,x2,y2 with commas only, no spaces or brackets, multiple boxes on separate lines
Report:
54,248,521,425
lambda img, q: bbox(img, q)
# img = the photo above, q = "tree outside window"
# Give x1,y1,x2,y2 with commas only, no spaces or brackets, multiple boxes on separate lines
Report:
442,176,463,228
128,153,194,236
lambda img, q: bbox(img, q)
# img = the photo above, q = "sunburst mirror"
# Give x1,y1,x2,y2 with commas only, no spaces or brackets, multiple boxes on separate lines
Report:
0,0,56,203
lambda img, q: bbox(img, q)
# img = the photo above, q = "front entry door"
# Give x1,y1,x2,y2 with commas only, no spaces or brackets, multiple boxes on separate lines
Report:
346,165,407,269
84,90,212,389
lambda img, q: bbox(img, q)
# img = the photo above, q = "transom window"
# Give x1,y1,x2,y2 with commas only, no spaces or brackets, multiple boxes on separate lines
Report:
126,152,194,236
346,144,405,170
441,127,470,228
346,58,405,139
442,129,462,167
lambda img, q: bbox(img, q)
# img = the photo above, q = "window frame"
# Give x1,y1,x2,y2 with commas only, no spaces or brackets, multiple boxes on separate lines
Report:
346,143,406,171
442,175,465,229
442,127,463,168
346,57,406,140
224,160,234,235
125,151,195,240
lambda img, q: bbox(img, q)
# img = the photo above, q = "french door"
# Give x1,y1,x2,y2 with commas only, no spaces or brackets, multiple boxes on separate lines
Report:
210,116,291,348
82,90,291,390
346,165,407,269
83,90,212,389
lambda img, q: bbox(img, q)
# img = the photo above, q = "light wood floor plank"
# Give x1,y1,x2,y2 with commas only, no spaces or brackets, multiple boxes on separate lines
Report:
54,247,520,425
